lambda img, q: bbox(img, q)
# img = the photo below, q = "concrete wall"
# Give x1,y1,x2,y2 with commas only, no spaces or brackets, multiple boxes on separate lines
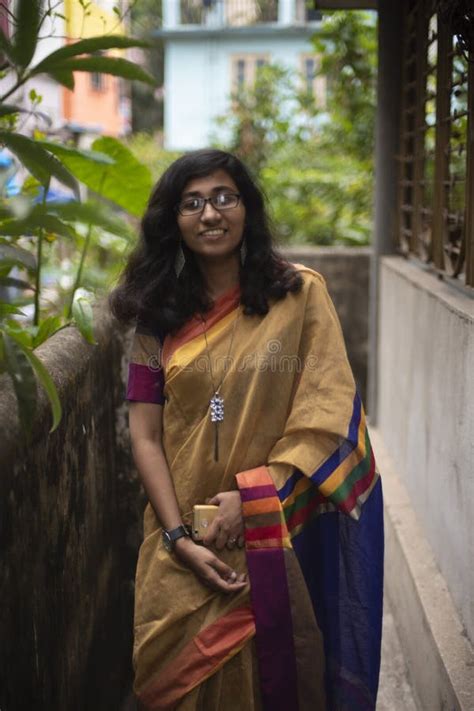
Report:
0,309,139,711
284,246,370,407
377,256,474,646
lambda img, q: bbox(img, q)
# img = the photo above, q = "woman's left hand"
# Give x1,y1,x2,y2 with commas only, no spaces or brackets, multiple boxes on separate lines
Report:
202,491,245,550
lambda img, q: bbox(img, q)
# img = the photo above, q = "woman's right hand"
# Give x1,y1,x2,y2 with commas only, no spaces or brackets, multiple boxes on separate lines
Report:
174,537,247,594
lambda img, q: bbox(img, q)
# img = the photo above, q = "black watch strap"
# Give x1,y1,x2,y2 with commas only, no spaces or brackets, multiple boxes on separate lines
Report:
167,524,190,542
162,524,190,552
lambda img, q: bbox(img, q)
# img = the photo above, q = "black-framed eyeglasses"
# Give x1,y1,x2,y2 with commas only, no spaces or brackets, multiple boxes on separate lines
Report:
176,192,241,216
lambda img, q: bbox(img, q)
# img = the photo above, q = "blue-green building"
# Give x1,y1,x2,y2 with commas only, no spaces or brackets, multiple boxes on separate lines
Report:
157,0,322,150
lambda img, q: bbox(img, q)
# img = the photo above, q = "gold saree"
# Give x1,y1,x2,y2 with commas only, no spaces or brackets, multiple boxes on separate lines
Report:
126,265,383,711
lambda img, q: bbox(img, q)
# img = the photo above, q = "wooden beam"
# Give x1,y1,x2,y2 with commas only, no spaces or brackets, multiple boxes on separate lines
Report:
431,17,451,271
464,56,474,286
314,1,377,9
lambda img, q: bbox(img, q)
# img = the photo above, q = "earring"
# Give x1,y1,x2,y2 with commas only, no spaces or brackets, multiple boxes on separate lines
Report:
240,238,247,265
174,244,185,277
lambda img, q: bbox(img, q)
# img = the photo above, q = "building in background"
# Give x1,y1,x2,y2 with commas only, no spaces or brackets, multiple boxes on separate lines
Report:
156,0,324,150
0,0,131,143
0,0,64,130
63,0,131,143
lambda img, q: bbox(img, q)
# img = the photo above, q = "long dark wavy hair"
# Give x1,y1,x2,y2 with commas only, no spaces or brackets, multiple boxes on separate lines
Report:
109,148,303,334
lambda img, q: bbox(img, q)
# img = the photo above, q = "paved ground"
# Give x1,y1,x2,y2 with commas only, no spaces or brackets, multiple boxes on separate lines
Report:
378,598,420,711
122,597,420,711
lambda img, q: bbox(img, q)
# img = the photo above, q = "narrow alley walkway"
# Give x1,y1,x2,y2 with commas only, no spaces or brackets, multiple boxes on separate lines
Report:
378,598,420,711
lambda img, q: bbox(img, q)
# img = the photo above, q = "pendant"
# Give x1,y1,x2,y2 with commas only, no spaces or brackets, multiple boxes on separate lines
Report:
209,392,224,462
209,392,224,423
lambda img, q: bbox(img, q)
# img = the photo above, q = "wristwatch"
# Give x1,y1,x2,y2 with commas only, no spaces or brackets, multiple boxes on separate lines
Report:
162,524,191,553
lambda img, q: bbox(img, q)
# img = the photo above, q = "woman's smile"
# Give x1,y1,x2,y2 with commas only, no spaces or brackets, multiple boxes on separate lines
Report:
177,169,245,263
199,228,228,239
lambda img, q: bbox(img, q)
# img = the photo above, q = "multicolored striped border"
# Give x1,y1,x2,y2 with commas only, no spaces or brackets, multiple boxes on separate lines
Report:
236,466,299,711
279,392,378,532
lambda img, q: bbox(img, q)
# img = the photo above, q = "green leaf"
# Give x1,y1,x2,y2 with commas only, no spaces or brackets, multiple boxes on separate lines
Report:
7,328,62,432
37,140,115,166
47,68,75,90
1,198,132,240
12,0,42,69
0,243,36,270
0,303,26,319
46,200,134,240
0,132,79,195
0,103,23,117
31,35,151,74
0,27,15,64
46,56,156,86
32,315,63,348
92,137,152,216
1,330,38,432
48,136,152,217
3,318,33,346
0,276,34,291
0,213,76,239
0,204,16,220
23,341,62,431
72,297,97,345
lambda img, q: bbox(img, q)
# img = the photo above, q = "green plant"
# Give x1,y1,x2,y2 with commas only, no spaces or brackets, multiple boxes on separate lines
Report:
214,12,377,247
0,0,155,434
312,11,377,163
126,132,181,182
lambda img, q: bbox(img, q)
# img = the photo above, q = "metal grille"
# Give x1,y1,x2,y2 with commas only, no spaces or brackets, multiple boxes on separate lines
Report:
398,0,474,287
180,0,279,26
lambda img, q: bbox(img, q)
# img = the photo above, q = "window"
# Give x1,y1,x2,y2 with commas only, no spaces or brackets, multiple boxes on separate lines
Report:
398,0,474,287
304,57,316,91
90,51,106,92
300,54,326,108
231,54,269,92
90,72,105,91
237,59,246,89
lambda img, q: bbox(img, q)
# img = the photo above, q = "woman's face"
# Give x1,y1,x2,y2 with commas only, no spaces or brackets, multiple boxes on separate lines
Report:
176,170,246,264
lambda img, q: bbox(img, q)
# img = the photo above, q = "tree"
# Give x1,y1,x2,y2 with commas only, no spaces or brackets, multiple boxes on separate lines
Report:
130,0,164,134
0,0,156,433
215,11,377,247
312,10,377,162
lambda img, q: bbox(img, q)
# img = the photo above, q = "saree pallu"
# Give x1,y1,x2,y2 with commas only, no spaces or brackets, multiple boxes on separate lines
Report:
126,265,384,711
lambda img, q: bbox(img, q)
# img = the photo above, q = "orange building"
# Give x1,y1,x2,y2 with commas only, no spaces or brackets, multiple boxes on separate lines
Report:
62,0,130,139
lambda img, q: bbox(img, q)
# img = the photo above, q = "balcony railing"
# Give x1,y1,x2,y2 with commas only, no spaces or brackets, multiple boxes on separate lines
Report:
168,0,316,27
180,0,277,25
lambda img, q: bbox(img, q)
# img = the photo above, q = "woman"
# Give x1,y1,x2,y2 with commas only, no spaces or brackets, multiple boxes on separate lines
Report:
110,149,384,711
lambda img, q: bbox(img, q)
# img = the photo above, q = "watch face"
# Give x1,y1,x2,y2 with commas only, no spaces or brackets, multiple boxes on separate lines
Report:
162,530,173,552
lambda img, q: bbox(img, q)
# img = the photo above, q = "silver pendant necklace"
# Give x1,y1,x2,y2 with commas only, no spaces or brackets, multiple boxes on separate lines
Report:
199,309,240,462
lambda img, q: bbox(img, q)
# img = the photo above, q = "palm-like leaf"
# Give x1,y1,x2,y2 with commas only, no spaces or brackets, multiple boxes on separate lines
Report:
0,132,79,195
11,0,42,69
41,56,156,86
31,35,150,74
53,136,152,217
1,330,38,432
0,242,36,270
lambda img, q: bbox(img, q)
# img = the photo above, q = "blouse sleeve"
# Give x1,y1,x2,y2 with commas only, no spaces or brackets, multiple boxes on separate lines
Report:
125,320,165,405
